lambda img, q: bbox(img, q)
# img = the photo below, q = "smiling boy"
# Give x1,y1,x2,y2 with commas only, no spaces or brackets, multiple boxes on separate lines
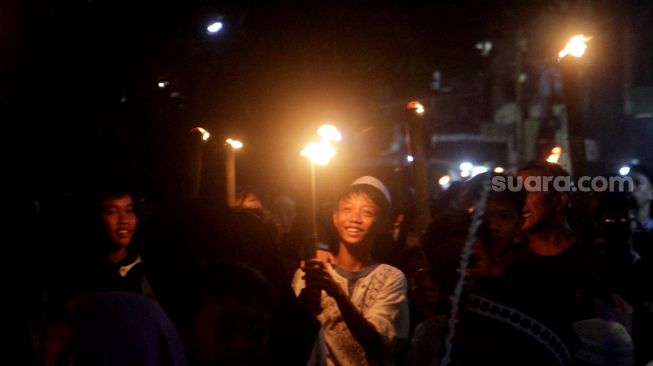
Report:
292,176,410,366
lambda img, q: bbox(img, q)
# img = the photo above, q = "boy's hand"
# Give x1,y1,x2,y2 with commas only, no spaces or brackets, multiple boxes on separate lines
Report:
299,287,322,316
303,260,344,299
315,249,335,265
299,249,334,268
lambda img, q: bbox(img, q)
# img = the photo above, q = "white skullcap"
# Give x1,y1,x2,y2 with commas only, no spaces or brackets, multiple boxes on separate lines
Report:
351,176,391,207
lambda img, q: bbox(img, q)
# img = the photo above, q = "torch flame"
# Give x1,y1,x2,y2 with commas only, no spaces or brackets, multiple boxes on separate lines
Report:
226,138,243,149
406,100,425,114
191,127,211,141
558,35,591,60
317,125,342,143
301,141,336,166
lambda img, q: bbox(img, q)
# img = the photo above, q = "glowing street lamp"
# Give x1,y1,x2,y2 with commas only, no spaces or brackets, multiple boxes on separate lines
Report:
224,138,244,207
207,21,223,34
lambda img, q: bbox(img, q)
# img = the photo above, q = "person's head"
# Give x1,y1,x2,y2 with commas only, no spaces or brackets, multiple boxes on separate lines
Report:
235,187,264,211
517,161,571,233
461,172,525,251
628,164,653,215
271,195,297,234
98,192,138,249
182,262,273,366
41,292,188,366
333,176,391,250
594,190,636,264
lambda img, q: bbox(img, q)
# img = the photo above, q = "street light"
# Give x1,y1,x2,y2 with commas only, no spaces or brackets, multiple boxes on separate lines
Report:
225,138,243,207
207,21,223,34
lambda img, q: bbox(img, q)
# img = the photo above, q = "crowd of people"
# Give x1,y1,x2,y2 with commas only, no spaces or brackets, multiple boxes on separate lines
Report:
4,160,653,365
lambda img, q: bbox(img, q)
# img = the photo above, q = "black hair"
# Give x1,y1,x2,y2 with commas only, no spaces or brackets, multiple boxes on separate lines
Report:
177,261,273,329
518,160,571,207
518,160,570,178
460,172,525,214
337,184,390,221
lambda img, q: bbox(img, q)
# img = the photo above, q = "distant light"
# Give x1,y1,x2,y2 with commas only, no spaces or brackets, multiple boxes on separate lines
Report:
406,155,414,163
546,154,560,163
475,40,493,56
471,166,489,177
551,146,562,155
460,171,470,178
301,141,336,166
460,162,473,171
158,81,169,88
207,21,223,34
559,34,591,60
494,166,505,173
438,175,451,187
619,166,631,176
191,127,211,141
317,125,342,143
406,100,425,114
226,138,243,149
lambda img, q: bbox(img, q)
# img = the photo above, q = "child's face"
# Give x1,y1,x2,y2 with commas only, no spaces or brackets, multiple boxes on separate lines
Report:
333,193,381,248
100,194,137,248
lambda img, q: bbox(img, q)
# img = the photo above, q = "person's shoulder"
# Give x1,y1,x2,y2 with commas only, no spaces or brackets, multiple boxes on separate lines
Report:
373,263,407,284
375,263,404,275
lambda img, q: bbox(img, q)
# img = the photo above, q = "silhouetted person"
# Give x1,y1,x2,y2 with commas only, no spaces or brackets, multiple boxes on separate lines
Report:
177,262,273,366
40,292,188,366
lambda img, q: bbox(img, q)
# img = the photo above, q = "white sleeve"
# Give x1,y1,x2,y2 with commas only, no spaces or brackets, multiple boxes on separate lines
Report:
363,269,410,349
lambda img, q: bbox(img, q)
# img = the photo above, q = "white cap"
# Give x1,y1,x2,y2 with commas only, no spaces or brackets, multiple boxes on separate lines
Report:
351,176,391,207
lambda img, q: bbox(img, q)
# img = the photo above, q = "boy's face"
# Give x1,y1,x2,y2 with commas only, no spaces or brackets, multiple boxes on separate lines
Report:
484,199,522,250
333,193,381,248
100,194,137,248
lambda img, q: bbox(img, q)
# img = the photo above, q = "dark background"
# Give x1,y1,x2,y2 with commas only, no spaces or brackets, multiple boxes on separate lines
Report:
1,0,652,204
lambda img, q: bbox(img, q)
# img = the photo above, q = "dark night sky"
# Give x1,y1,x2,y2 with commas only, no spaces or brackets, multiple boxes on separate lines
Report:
0,0,637,201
